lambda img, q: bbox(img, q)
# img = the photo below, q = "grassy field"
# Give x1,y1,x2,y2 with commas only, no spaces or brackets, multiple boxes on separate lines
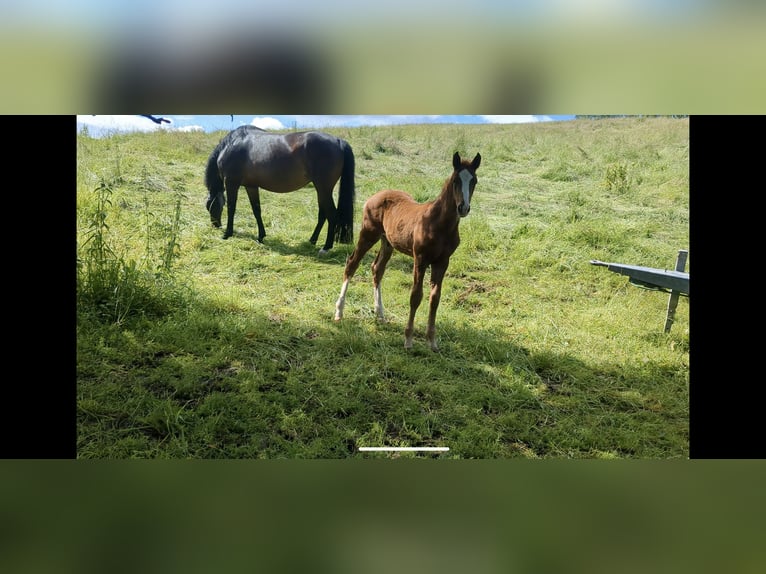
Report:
76,117,689,458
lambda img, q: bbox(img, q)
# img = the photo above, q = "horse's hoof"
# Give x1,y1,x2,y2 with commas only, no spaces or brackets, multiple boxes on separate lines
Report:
318,249,330,256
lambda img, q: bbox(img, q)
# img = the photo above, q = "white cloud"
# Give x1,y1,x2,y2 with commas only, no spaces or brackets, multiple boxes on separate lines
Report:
250,117,286,130
76,115,211,137
76,114,169,134
480,115,548,123
288,116,448,129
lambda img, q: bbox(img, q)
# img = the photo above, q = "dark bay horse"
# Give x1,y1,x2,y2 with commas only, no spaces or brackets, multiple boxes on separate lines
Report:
334,151,481,351
205,125,356,253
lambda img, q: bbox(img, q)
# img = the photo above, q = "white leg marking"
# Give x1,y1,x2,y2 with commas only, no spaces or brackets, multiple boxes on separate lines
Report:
334,279,349,321
374,285,385,320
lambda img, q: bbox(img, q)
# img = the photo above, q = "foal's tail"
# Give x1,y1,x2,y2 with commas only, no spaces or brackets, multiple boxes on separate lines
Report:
336,141,356,244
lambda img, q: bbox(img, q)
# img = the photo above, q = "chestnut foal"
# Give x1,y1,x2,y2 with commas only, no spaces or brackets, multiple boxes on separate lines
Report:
334,151,481,351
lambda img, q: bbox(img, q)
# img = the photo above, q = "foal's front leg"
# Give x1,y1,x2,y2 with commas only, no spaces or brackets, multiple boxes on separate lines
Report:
425,262,448,352
404,259,428,349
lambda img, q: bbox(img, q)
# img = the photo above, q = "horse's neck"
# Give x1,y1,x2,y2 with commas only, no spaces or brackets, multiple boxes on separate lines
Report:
430,178,460,227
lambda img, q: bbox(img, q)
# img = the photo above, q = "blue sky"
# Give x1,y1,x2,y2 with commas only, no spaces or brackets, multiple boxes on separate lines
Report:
77,115,576,137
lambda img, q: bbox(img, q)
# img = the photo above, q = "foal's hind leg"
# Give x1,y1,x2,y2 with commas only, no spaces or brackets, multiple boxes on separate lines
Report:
334,230,379,321
245,186,267,242
371,238,394,321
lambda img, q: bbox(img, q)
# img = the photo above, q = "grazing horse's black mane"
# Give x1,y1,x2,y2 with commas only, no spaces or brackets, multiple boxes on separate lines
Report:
206,126,270,176
228,125,267,138
232,125,266,132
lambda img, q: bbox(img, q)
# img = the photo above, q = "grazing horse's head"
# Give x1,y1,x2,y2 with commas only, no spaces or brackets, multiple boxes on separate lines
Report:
206,193,224,227
452,151,481,218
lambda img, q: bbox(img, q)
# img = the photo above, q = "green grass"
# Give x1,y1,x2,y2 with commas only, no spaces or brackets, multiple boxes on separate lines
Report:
76,117,689,458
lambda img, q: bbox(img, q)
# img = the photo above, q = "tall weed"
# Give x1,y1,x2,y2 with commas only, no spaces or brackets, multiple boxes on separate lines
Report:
77,176,185,325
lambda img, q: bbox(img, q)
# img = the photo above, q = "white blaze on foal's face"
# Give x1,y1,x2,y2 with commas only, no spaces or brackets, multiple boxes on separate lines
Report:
457,169,474,217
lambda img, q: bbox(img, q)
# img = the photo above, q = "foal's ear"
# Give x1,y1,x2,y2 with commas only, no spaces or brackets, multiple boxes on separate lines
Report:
453,151,461,171
472,153,481,170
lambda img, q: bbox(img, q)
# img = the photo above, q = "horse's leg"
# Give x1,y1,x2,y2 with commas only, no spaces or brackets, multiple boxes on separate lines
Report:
334,229,379,321
223,179,239,239
425,261,448,352
404,258,428,349
206,194,223,228
309,205,326,246
245,186,267,242
371,238,394,321
316,187,339,254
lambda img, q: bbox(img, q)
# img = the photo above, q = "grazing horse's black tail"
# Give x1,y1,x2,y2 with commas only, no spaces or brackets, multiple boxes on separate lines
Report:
335,141,356,244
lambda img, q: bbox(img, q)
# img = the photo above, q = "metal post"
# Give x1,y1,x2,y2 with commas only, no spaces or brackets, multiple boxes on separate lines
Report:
664,249,688,333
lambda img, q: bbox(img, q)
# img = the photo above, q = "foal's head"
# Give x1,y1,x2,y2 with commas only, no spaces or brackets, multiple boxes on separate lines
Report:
451,151,481,218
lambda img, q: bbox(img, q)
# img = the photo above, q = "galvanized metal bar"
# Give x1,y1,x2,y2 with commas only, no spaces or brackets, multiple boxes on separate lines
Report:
664,249,688,333
590,260,689,294
591,250,690,333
